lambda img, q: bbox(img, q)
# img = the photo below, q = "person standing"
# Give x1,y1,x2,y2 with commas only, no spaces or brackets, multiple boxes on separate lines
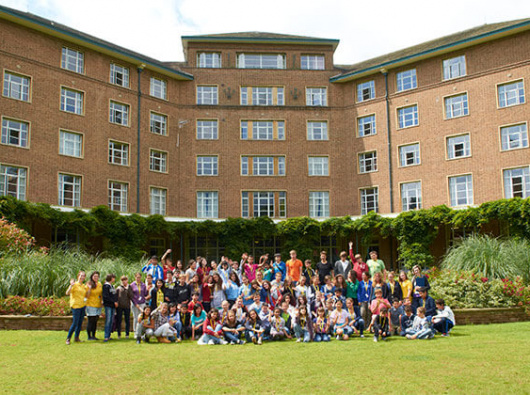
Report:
366,250,386,279
141,255,163,282
349,242,369,281
130,272,148,332
316,251,334,285
116,275,133,339
334,251,352,279
272,253,287,282
65,271,87,345
286,250,303,285
102,273,118,342
85,271,102,341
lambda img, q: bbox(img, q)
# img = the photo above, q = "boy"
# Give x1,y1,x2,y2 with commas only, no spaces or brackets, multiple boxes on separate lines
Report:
373,307,391,342
405,306,434,340
179,304,192,339
417,287,436,317
357,271,372,326
248,293,264,314
286,250,303,285
280,300,292,334
272,253,286,281
259,303,272,340
432,299,455,336
302,259,316,284
389,297,404,335
400,305,415,336
332,288,346,307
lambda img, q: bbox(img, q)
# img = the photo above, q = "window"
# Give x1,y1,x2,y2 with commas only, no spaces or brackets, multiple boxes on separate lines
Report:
309,191,329,218
443,55,466,80
150,112,167,135
358,115,376,137
197,156,218,176
401,182,422,211
60,88,83,115
109,101,129,126
398,105,418,128
237,53,285,69
358,151,377,173
397,69,417,92
197,120,218,139
61,47,84,73
110,64,129,87
503,167,530,198
3,71,30,101
241,156,285,176
306,87,327,106
447,134,471,159
108,141,129,166
197,52,221,68
301,55,325,70
357,80,375,102
445,93,469,119
150,187,166,215
197,191,219,218
241,191,286,218
308,156,329,176
254,156,276,176
498,80,525,108
1,118,29,148
59,131,82,157
197,86,218,105
0,165,27,200
501,123,528,151
240,87,284,106
150,78,167,100
149,150,167,172
307,121,328,140
399,143,420,167
240,121,284,140
108,181,128,212
449,174,473,206
58,174,81,207
360,188,378,215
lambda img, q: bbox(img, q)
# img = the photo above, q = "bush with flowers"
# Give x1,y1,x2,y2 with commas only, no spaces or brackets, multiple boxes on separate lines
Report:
0,296,71,316
0,216,35,256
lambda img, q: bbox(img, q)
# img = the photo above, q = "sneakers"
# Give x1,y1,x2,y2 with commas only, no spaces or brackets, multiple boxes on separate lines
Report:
257,338,262,345
136,339,141,344
65,339,71,345
336,335,340,340
230,341,236,345
208,339,215,345
239,340,246,345
360,334,365,338
441,333,450,337
252,336,257,344
74,338,82,343
406,334,413,340
373,336,378,342
296,338,302,343
220,339,228,345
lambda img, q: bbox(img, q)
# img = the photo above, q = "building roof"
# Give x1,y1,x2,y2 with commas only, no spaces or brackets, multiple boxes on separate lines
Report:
331,18,530,83
0,4,194,81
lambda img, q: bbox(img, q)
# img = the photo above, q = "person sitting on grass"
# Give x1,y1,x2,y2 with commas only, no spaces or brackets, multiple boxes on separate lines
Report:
417,287,436,317
135,306,155,344
331,299,352,340
399,305,415,336
168,303,182,343
313,307,330,342
191,303,207,341
187,291,203,312
406,306,434,340
151,302,178,343
270,307,290,341
431,299,455,337
200,309,228,345
222,310,246,345
244,309,264,345
368,288,391,331
258,303,272,340
248,293,264,314
293,305,313,343
345,297,364,338
373,307,391,342
219,300,231,325
389,297,404,336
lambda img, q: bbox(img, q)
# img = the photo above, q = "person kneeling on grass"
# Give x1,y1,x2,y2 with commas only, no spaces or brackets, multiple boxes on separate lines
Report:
151,302,178,343
405,306,434,340
223,310,246,345
200,309,228,345
136,306,155,344
313,307,330,342
345,298,364,338
270,307,290,340
244,309,264,345
431,299,455,337
373,307,391,342
293,305,313,343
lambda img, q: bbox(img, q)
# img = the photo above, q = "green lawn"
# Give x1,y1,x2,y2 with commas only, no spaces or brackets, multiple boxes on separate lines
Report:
1,322,530,394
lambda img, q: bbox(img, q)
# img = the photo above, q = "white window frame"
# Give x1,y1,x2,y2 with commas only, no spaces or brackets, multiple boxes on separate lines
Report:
358,115,376,137
108,140,129,166
358,151,378,173
108,181,128,212
60,87,83,115
401,181,422,211
357,80,375,102
253,192,275,217
58,173,81,207
59,130,83,158
306,87,327,106
397,69,417,92
109,101,129,126
443,55,466,80
398,105,419,128
197,52,221,68
61,47,84,74
449,174,473,206
503,167,530,199
150,77,167,100
308,156,329,176
3,71,31,102
197,191,219,218
197,120,218,139
197,156,218,176
253,157,274,176
497,80,525,108
309,191,330,218
150,187,167,215
447,134,471,160
399,143,420,167
500,123,528,151
445,93,469,119
149,150,167,173
360,187,379,215
197,86,218,105
301,55,325,70
237,53,285,69
1,118,29,148
0,164,27,200
307,121,328,140
110,64,129,88
150,112,167,136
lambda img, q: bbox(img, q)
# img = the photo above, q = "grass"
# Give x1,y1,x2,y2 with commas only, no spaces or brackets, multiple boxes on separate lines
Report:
1,323,530,394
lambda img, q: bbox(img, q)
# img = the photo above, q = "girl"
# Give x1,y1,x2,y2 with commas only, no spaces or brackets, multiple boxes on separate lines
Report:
144,274,154,303
130,272,148,332
211,272,227,310
150,279,166,309
293,305,313,342
238,275,254,306
168,303,182,342
334,274,347,297
313,307,330,342
270,307,289,340
201,274,213,312
310,291,326,319
185,259,198,283
399,270,413,303
255,270,264,287
244,309,264,344
190,274,201,297
232,297,247,322
280,294,296,316
307,275,320,303
282,277,296,306
102,273,118,342
135,305,154,344
331,299,351,340
386,271,403,302
320,275,335,297
222,310,245,344
202,309,227,345
85,271,102,341
225,272,240,307
260,280,272,306
346,271,359,305
294,275,308,299
243,255,259,282
370,271,389,301
65,271,87,345
191,304,207,340
346,297,365,337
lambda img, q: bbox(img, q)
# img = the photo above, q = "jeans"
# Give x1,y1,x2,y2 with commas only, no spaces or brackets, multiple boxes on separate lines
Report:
314,333,330,342
67,307,85,340
334,325,352,336
433,318,454,334
172,321,183,338
407,327,434,339
131,303,145,332
224,330,241,343
352,318,365,335
360,302,371,325
154,323,177,338
202,334,222,344
104,306,115,340
245,329,262,341
135,322,154,340
116,307,131,336
293,324,311,342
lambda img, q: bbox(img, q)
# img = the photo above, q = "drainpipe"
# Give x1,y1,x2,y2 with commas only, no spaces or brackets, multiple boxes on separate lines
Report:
136,65,144,213
381,69,394,213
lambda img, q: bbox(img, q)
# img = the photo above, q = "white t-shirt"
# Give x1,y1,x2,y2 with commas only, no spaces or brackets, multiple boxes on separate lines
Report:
331,309,350,325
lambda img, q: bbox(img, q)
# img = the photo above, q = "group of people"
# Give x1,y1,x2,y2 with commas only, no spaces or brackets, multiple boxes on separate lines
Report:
65,244,455,345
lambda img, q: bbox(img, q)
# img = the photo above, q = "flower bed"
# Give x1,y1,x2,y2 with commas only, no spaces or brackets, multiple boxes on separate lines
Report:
0,296,71,316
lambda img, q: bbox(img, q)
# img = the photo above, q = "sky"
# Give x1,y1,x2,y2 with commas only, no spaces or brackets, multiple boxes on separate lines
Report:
1,0,530,65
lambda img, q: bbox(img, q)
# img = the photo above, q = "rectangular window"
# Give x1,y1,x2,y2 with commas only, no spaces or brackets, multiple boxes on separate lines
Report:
240,86,284,106
308,156,329,176
449,174,473,206
399,143,420,167
240,121,284,140
306,87,327,106
60,88,83,115
110,64,129,87
237,53,285,69
501,123,528,151
307,121,328,140
197,52,221,68
241,191,286,218
150,112,167,135
1,118,29,148
197,156,218,176
197,86,218,105
108,181,128,212
150,77,167,100
253,192,275,217
447,134,471,159
255,157,272,176
398,105,418,128
0,165,27,200
58,173,81,207
149,150,167,172
397,69,417,92
240,156,285,176
109,101,129,126
401,182,422,211
503,167,530,198
197,191,219,218
108,141,129,166
498,80,525,108
445,93,469,119
443,55,466,80
357,80,375,102
59,131,83,157
359,151,377,173
3,71,30,101
197,120,218,139
150,187,167,215
301,55,325,70
61,47,84,73
360,187,379,215
358,115,376,137
309,191,329,218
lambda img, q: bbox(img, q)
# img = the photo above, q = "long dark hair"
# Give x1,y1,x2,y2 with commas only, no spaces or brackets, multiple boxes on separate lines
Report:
229,272,240,287
89,271,100,289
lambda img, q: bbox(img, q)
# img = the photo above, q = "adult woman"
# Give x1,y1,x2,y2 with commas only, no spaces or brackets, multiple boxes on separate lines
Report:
399,270,413,303
85,271,102,341
411,265,431,311
370,271,389,301
150,279,166,309
102,273,118,342
130,272,148,332
211,272,227,310
65,271,87,345
316,251,334,285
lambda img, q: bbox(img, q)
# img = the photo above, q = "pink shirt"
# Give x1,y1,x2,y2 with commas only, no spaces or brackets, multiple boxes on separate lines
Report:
244,263,258,281
370,298,390,315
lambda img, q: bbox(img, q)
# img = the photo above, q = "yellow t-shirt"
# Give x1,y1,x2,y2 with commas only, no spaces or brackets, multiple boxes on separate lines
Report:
400,279,413,302
69,282,87,309
86,282,103,308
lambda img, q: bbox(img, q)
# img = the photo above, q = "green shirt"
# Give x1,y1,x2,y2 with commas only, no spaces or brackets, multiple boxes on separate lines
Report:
345,280,359,299
367,259,385,277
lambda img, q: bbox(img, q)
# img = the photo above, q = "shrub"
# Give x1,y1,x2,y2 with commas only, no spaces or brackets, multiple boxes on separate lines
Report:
0,296,70,316
0,216,35,255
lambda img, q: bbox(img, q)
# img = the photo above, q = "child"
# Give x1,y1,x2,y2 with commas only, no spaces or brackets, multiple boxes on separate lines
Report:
135,306,154,344
406,306,434,340
168,303,182,342
357,271,372,326
179,304,192,339
201,309,228,345
293,305,313,343
369,288,391,319
280,300,293,333
232,297,247,322
272,253,286,281
270,307,290,340
248,293,264,314
191,304,207,340
238,275,255,307
313,307,330,342
320,275,336,297
259,303,272,339
331,300,352,340
244,309,264,345
389,297,404,335
431,299,455,336
295,275,309,299
307,275,321,303
345,297,365,338
222,310,245,345
219,300,231,325
386,271,403,302
373,307,391,342
400,305,415,336
332,288,346,307
187,291,204,312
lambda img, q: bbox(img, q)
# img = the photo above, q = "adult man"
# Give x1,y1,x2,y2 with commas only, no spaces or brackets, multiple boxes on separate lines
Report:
141,255,163,282
334,251,352,278
366,250,386,279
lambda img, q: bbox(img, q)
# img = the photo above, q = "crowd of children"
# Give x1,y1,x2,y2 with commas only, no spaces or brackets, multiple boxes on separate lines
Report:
65,247,455,345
